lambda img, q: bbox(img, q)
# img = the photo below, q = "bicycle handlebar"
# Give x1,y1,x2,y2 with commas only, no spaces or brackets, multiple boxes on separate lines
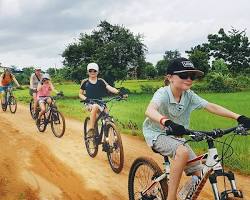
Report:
184,125,249,142
80,95,127,105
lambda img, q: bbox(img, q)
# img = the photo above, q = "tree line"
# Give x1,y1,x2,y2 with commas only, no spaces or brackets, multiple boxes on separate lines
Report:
13,21,250,90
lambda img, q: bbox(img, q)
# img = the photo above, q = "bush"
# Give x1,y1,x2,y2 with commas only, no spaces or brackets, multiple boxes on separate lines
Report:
236,75,250,90
206,72,239,92
140,84,158,94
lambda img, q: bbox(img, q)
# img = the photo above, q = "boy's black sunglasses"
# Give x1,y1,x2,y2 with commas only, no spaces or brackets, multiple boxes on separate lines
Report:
89,69,97,73
174,72,197,80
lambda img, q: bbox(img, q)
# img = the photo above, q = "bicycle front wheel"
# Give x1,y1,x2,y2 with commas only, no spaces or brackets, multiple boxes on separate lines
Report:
51,111,66,138
29,99,36,119
83,117,98,157
1,98,7,112
128,157,168,200
9,96,17,113
37,114,47,132
105,122,124,173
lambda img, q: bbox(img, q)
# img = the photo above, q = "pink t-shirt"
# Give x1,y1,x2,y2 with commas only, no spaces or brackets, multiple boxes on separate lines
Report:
37,83,52,99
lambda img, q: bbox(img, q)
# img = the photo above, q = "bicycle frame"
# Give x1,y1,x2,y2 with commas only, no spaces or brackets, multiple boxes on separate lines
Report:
142,138,243,200
94,104,114,145
2,87,13,104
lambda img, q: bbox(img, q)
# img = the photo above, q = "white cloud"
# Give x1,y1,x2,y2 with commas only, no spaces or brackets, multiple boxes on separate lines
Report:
0,0,250,68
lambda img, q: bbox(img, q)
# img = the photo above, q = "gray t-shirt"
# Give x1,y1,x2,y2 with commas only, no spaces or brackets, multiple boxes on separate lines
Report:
30,73,42,89
143,86,208,146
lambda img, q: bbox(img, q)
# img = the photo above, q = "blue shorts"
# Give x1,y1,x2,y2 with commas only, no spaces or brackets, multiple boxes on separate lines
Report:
0,84,12,93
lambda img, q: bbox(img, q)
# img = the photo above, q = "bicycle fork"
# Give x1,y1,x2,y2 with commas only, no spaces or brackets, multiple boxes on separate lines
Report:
209,170,243,200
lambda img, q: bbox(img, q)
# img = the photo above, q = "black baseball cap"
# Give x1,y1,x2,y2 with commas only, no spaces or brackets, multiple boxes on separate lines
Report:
166,57,204,77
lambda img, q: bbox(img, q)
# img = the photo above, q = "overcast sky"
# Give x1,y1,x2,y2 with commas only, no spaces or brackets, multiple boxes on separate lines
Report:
0,0,249,70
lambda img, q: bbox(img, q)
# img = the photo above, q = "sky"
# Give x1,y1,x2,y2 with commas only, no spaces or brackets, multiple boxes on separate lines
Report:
0,0,249,70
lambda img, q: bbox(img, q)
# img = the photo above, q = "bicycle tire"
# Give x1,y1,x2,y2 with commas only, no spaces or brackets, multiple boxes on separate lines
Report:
9,96,17,113
1,98,7,112
83,117,98,157
29,99,36,119
128,157,168,200
37,114,47,132
105,122,124,173
51,111,66,138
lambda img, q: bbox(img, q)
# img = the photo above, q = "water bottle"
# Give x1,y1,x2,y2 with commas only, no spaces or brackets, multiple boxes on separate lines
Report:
178,175,199,200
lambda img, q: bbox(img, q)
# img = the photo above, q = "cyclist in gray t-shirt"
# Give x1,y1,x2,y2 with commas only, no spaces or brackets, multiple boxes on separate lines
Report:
143,57,250,200
29,68,43,116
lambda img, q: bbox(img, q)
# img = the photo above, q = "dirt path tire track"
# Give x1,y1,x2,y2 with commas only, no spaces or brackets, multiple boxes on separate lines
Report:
0,104,249,199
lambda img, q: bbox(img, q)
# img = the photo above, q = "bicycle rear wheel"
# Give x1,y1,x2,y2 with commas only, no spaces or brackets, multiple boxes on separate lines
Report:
36,114,47,132
9,96,17,113
128,157,168,200
105,122,124,173
83,117,98,157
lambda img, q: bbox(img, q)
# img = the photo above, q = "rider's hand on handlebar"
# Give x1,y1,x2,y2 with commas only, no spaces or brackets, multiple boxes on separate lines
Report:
83,98,91,104
237,115,250,129
118,88,128,99
56,91,64,97
164,120,188,136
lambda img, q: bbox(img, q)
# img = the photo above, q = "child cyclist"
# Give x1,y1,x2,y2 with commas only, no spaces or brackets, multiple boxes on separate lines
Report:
142,57,250,200
79,62,126,136
36,73,59,124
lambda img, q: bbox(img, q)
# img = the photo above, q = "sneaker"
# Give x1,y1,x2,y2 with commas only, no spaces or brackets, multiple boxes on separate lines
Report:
87,128,95,138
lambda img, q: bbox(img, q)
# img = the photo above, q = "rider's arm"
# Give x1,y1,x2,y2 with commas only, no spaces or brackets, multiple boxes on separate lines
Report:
30,74,34,89
79,89,87,100
145,102,169,125
205,102,240,120
98,78,119,94
0,74,3,86
50,82,59,94
12,75,20,87
37,83,42,91
79,79,88,100
106,85,119,94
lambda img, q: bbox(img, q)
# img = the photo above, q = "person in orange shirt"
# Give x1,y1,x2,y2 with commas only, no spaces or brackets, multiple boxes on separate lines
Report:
0,68,21,105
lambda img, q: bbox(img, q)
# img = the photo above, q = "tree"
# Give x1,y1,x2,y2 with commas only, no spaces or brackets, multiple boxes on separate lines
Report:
187,49,210,74
156,50,180,76
144,62,157,78
207,28,250,72
156,60,167,76
211,58,229,74
15,67,34,85
62,21,147,84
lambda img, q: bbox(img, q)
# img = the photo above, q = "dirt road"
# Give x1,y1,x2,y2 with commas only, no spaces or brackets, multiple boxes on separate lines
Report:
0,105,249,200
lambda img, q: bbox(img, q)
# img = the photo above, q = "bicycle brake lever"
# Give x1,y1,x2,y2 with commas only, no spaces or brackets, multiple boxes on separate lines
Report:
235,125,249,135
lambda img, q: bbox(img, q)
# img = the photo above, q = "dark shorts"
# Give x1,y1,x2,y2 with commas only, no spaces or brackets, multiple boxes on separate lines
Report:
152,134,203,175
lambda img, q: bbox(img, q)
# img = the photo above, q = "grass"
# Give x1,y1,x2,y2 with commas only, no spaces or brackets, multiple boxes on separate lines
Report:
13,80,250,174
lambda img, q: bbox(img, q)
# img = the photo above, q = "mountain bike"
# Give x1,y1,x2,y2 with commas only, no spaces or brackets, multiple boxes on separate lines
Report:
36,95,65,138
82,96,126,174
128,125,249,200
30,91,64,120
1,86,17,113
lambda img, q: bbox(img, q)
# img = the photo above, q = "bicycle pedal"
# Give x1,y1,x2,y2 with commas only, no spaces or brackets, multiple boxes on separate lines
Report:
102,143,109,152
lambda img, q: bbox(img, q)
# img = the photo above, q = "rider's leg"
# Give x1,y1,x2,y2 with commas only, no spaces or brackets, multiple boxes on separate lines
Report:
1,91,6,105
167,145,189,200
89,104,100,129
38,102,46,119
151,134,202,200
33,92,38,112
